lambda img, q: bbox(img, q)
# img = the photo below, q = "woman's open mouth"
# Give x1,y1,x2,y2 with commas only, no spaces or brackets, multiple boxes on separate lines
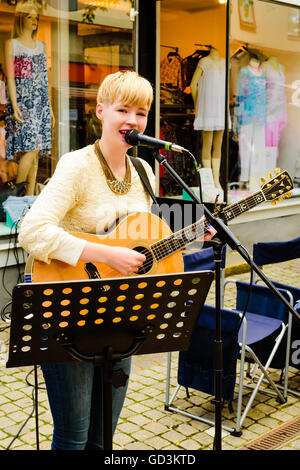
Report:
120,130,129,141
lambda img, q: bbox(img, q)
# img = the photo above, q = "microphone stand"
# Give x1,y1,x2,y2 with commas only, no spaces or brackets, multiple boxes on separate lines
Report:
152,148,300,451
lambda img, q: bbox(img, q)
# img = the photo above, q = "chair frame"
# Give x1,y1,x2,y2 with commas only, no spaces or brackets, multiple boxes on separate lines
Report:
251,237,300,398
251,278,299,398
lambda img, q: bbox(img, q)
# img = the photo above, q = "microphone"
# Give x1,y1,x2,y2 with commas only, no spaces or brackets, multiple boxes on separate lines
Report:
125,129,188,153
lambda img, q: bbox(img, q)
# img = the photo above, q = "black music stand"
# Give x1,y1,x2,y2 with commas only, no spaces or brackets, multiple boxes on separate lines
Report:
7,270,213,450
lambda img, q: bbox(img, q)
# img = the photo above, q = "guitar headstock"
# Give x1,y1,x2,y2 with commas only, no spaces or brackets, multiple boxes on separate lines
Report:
261,169,294,205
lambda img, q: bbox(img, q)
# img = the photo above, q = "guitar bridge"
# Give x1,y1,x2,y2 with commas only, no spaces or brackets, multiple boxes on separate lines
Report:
84,263,107,292
85,262,101,279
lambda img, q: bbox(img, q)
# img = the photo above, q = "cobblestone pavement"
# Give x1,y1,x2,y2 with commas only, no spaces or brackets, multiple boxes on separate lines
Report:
0,256,299,451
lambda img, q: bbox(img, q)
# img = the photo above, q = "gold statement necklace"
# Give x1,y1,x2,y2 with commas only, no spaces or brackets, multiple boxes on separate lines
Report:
94,140,132,195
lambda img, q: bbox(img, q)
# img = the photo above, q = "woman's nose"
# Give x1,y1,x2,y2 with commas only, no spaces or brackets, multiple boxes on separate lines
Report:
126,112,138,126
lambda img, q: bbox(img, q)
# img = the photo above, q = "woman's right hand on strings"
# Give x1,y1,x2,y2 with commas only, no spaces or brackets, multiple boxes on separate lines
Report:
80,242,146,276
105,246,146,275
13,105,24,123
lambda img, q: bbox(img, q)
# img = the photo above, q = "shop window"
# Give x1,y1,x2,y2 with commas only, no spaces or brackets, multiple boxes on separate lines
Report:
0,0,134,195
230,0,300,202
159,0,300,204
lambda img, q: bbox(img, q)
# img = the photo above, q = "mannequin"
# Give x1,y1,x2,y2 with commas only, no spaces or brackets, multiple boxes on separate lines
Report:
262,56,286,162
234,55,266,190
190,48,228,190
5,5,54,195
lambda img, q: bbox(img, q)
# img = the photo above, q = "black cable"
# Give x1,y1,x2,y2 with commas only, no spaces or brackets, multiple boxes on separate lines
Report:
185,149,204,204
0,300,12,323
1,213,28,301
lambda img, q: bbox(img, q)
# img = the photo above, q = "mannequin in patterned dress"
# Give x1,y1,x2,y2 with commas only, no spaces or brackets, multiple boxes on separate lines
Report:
4,6,54,195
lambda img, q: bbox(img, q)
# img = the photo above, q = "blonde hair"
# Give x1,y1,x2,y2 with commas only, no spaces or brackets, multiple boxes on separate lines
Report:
97,70,153,110
12,8,39,39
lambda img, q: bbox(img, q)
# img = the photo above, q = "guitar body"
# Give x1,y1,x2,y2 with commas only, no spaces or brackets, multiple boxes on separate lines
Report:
25,212,184,283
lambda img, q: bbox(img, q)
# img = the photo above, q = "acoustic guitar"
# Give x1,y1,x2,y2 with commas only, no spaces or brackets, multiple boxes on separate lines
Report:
25,169,293,283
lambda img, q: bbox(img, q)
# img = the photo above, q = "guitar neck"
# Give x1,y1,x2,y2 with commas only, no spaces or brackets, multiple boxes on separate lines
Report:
151,189,266,262
221,189,265,222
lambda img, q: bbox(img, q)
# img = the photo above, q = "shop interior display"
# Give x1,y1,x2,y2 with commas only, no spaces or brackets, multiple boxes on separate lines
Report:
159,38,291,198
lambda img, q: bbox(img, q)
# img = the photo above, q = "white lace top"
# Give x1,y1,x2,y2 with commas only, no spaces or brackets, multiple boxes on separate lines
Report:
18,144,156,266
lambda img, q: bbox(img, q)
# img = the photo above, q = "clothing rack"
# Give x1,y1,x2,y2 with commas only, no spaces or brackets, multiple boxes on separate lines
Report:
194,44,212,49
161,45,180,57
231,42,249,58
161,45,179,53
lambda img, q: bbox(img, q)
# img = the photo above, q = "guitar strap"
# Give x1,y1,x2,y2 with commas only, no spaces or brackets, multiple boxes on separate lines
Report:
130,156,158,205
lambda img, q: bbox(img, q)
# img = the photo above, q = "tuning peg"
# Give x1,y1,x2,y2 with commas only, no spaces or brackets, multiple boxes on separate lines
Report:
281,174,286,179
286,192,292,198
279,190,284,194
272,193,277,199
268,172,273,179
261,177,266,183
267,183,272,188
275,168,281,174
286,186,291,190
278,196,285,202
272,200,277,205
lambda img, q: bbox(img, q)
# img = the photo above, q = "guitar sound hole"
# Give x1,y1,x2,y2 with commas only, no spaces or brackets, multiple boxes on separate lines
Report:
134,246,154,274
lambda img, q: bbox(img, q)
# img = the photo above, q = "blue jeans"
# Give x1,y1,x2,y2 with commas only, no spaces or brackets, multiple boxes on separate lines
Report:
41,358,131,450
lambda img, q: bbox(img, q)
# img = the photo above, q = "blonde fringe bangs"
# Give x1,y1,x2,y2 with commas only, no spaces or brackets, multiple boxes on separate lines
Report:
97,71,153,109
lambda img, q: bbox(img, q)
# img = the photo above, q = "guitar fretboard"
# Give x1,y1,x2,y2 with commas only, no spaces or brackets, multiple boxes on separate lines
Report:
150,189,266,262
221,190,265,222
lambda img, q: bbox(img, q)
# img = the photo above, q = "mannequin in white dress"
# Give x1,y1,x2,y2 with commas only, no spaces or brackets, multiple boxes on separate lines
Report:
191,48,227,189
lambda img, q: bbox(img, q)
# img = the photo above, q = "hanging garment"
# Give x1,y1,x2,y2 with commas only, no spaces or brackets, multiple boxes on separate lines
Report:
234,65,266,133
5,39,51,161
230,47,264,102
264,62,287,148
181,49,210,91
160,54,182,89
193,56,229,131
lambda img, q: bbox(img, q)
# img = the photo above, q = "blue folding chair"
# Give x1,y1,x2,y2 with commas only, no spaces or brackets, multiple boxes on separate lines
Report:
251,237,300,397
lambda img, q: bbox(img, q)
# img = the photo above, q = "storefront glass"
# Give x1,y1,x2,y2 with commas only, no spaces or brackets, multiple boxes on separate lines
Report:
0,0,134,191
158,0,300,206
230,0,300,203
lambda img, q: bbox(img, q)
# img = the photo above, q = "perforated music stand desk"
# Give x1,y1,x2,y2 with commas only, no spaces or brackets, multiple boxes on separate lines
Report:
7,270,213,450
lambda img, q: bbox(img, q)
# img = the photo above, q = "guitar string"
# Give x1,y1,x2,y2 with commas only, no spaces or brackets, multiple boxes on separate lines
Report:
88,176,288,277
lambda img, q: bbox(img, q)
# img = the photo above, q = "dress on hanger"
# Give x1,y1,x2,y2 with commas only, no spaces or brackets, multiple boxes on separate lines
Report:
234,65,266,187
234,65,266,132
193,56,229,131
160,55,182,89
5,39,51,161
264,62,287,148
